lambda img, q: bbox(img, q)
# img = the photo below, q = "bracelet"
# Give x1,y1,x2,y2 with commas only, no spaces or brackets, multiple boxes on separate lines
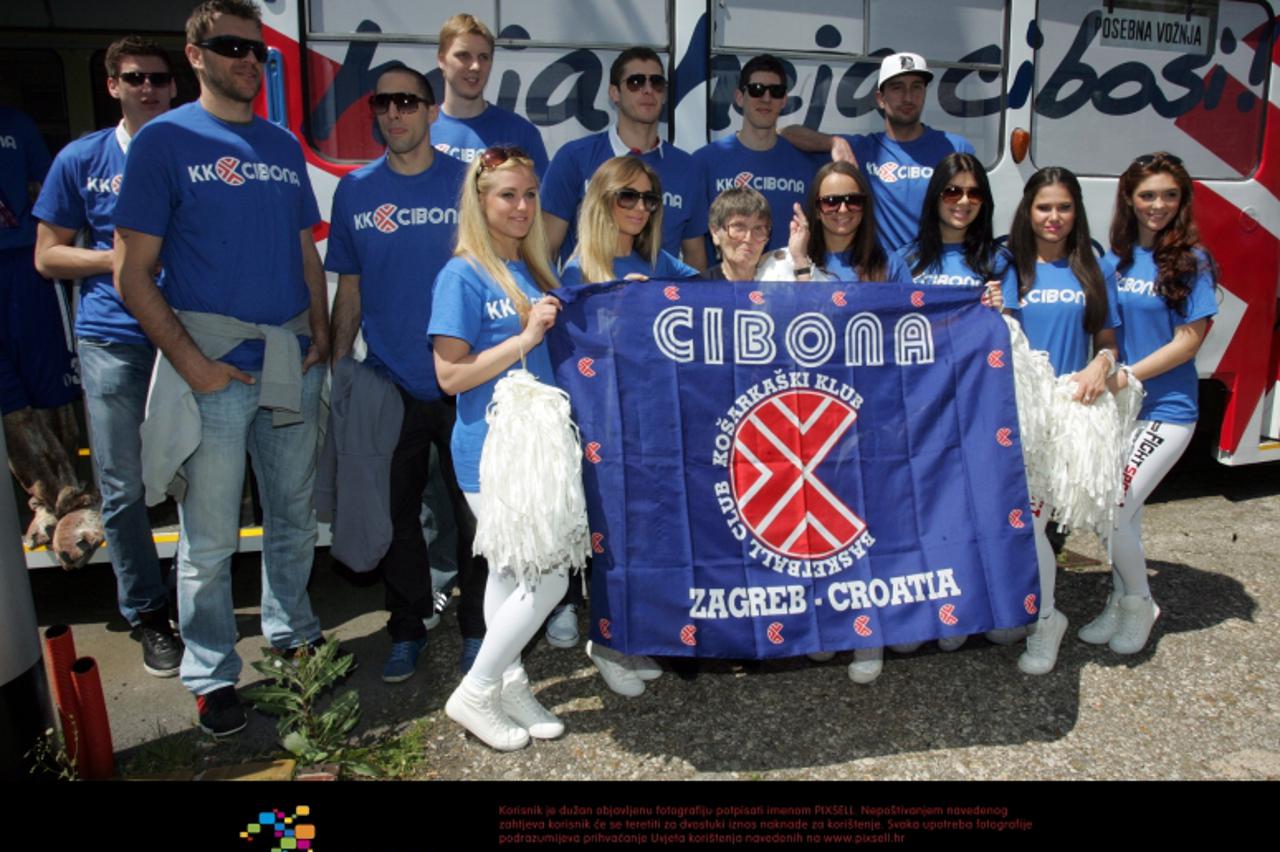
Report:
1096,348,1118,378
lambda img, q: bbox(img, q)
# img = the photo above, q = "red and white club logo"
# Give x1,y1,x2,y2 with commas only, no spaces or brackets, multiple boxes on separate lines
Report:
598,618,612,639
680,624,697,646
663,285,680,301
1008,509,1025,529
733,171,754,188
766,622,785,644
853,615,873,637
1024,594,1038,615
938,603,958,626
590,532,604,554
987,349,1005,368
876,161,900,183
831,291,847,307
910,290,925,307
110,174,122,194
730,389,866,559
215,156,245,186
584,441,602,464
748,290,765,305
995,427,1013,447
373,203,399,233
577,357,596,377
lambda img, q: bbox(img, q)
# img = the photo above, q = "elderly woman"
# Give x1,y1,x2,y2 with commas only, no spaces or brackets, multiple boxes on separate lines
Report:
707,186,818,281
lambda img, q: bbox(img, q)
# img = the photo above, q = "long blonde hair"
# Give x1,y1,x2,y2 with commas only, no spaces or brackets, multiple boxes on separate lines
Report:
572,156,663,283
454,150,559,320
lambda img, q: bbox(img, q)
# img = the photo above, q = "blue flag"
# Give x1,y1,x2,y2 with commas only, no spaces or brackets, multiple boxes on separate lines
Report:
547,279,1039,658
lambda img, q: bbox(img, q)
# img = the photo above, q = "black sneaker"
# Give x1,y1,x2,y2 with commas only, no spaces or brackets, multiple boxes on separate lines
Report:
196,686,246,737
140,624,184,677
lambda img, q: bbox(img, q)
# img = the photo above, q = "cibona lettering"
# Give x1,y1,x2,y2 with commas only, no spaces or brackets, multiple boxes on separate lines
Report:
352,206,458,230
915,272,983,287
187,160,301,186
1022,288,1085,306
713,175,806,193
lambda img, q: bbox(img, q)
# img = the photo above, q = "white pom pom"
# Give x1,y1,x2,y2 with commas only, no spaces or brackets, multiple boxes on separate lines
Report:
474,370,590,588
1004,316,1056,503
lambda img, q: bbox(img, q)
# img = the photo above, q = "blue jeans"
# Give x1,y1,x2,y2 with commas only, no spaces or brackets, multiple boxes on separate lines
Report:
78,339,167,625
176,366,324,695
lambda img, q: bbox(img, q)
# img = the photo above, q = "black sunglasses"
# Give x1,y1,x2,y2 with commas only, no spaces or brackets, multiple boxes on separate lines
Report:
622,73,667,93
817,193,867,213
368,92,432,115
116,71,173,87
742,82,787,99
197,35,268,63
1133,152,1183,168
614,188,661,212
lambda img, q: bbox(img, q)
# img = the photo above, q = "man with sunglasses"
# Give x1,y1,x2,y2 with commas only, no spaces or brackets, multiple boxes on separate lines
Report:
783,52,975,253
325,65,485,685
31,36,181,675
542,47,708,273
431,14,549,179
113,0,335,737
693,54,822,256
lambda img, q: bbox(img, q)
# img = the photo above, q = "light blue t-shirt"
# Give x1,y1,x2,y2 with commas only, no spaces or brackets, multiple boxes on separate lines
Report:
324,153,466,400
559,249,698,286
845,127,975,253
432,105,549,179
892,242,1016,294
823,249,912,283
693,134,822,253
33,126,152,345
1108,246,1217,423
542,132,708,265
428,256,557,493
1002,257,1122,376
0,106,52,251
113,103,321,370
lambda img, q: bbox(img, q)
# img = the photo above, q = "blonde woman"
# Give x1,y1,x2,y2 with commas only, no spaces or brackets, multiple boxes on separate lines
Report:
429,147,567,751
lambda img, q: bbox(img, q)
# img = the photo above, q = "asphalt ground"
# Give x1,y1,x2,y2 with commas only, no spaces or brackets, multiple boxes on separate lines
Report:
24,450,1280,783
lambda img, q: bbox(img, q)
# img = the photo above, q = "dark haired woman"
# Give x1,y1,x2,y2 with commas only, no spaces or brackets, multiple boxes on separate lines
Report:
805,161,910,282
1001,166,1121,676
1088,152,1217,655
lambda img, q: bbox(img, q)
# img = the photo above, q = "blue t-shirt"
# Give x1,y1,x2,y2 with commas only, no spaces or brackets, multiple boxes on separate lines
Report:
823,249,912,283
693,134,821,253
427,256,557,493
541,132,708,265
113,103,322,370
432,105,549,179
0,106,52,251
325,153,466,400
32,126,152,345
559,249,698,286
892,243,1016,293
1108,247,1217,423
844,127,975,253
1002,257,1122,376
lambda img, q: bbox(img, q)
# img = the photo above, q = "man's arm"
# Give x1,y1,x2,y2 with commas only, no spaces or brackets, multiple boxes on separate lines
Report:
34,221,113,280
781,125,836,153
300,229,330,373
329,273,361,366
681,237,708,275
115,226,252,391
543,212,569,263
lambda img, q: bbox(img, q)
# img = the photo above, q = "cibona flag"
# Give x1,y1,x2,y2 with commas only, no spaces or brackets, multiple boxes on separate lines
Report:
548,280,1040,658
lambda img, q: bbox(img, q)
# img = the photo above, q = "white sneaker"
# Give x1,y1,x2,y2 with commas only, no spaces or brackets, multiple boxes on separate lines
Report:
625,654,663,681
1108,596,1160,655
1078,588,1124,645
848,647,883,684
545,604,579,648
937,635,967,652
445,679,530,751
807,651,836,662
1018,609,1068,675
888,642,922,654
587,641,645,697
501,669,564,739
984,626,1028,645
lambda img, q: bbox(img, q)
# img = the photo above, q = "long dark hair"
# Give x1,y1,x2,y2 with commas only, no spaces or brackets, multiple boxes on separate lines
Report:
1008,167,1108,335
1108,152,1214,316
910,152,997,280
805,161,888,281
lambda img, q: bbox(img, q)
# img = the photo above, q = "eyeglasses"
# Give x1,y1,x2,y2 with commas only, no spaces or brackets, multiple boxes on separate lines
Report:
369,92,432,115
116,71,173,87
817,193,867,213
742,82,787,99
1133,152,1183,168
197,35,268,63
622,73,667,93
613,188,661,212
939,185,984,204
724,221,770,241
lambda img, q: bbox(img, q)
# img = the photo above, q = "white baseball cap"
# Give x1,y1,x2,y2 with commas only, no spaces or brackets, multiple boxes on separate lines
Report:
878,52,934,88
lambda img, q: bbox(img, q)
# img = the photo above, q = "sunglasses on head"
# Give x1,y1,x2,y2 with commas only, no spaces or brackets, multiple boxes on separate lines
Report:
817,193,866,213
940,185,984,204
1133,152,1183,168
369,91,431,114
197,35,268,62
116,71,173,87
614,188,661,212
474,147,529,184
742,81,787,99
622,73,666,93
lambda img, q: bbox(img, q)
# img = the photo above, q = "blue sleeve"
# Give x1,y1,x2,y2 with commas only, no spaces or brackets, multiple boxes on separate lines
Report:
112,128,174,237
323,180,358,274
1180,255,1218,324
886,251,912,283
681,173,709,241
1001,269,1021,318
951,133,975,155
558,261,585,287
1100,260,1122,330
657,250,698,279
541,146,581,222
522,123,550,181
891,244,916,280
31,148,84,231
294,147,321,228
845,134,871,163
428,263,484,346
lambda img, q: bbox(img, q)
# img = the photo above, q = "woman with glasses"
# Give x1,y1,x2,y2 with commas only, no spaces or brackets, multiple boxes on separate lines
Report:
1000,166,1122,676
706,187,819,281
802,161,911,282
1089,152,1216,655
429,147,567,751
560,156,699,287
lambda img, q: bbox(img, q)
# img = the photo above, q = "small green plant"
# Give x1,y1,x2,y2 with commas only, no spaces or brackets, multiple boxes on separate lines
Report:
243,638,378,777
26,726,78,781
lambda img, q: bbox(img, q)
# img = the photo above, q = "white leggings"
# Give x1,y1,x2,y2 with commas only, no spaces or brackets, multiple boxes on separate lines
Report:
463,492,570,688
1030,499,1057,616
1108,420,1194,599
